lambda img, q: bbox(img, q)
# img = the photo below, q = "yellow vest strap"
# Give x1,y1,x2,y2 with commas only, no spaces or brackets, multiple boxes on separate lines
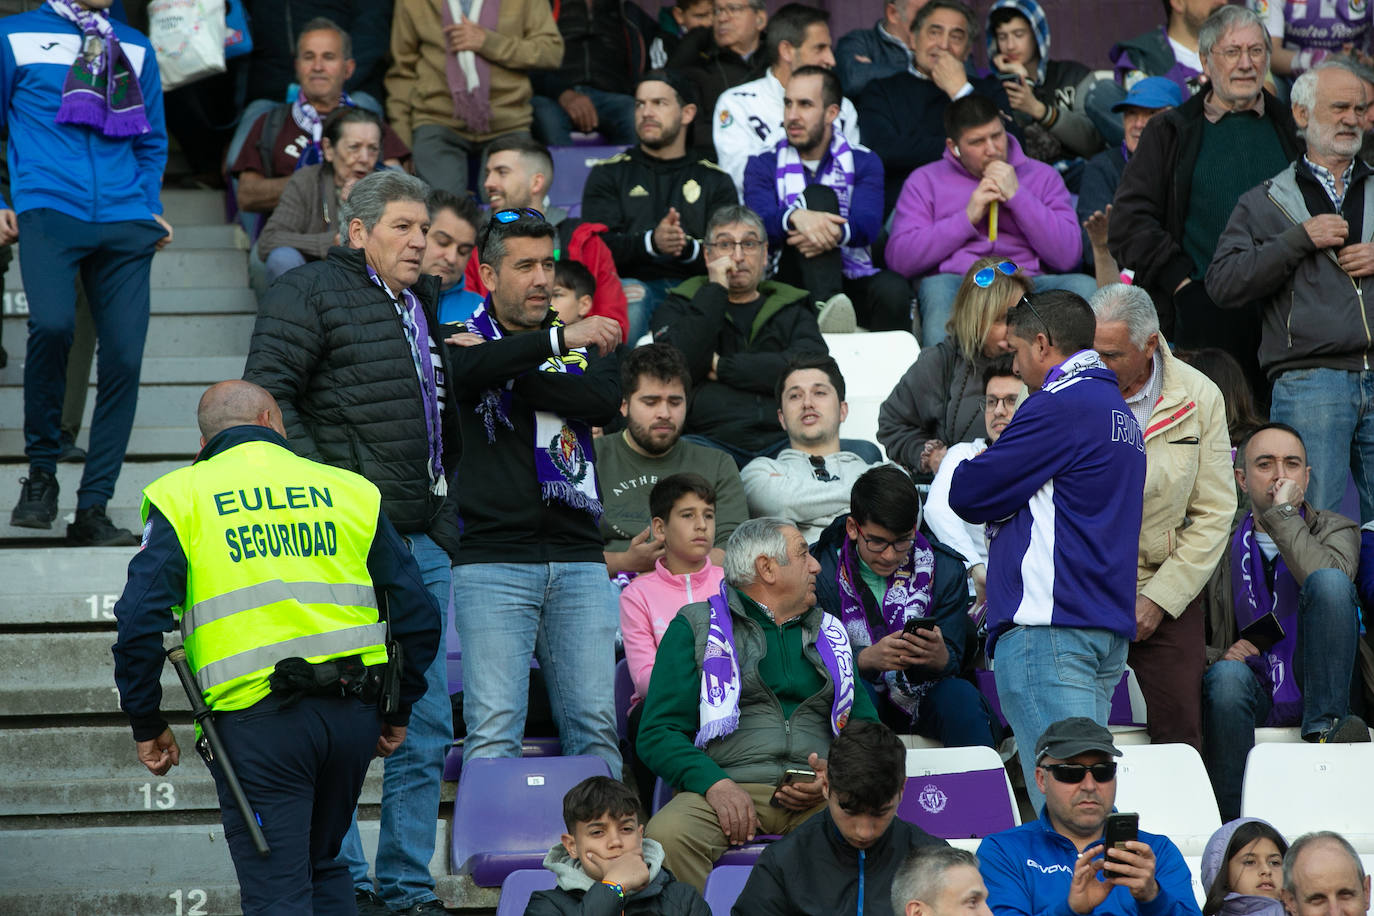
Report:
183,580,379,636
195,622,389,691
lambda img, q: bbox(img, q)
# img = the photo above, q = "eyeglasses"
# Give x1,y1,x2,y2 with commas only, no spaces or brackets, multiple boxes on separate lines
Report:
1015,295,1054,347
1212,45,1267,65
809,454,838,482
983,394,1018,411
479,207,546,251
857,529,916,555
1039,762,1117,784
714,3,752,17
973,260,1018,288
704,238,764,254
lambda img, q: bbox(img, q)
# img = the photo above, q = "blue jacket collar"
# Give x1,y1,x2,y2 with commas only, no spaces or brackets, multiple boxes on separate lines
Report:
195,425,291,463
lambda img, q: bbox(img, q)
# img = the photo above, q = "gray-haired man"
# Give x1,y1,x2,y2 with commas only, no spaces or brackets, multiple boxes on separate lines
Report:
1283,832,1371,916
244,170,458,915
892,846,994,916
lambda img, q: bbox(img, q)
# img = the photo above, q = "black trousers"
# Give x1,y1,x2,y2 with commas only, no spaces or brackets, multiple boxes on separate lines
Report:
208,692,381,915
774,185,914,332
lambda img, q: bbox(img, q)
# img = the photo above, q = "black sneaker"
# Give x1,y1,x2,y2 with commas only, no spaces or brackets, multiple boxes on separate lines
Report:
66,505,139,546
1318,714,1372,743
58,434,87,463
397,901,448,915
355,888,391,916
11,468,59,529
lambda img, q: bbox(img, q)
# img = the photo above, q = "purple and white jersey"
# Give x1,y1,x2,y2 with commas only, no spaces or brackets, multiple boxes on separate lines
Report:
1255,0,1372,53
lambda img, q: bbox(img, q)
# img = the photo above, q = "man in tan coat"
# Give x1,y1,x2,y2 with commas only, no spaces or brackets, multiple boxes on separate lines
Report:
387,0,563,194
1090,283,1236,750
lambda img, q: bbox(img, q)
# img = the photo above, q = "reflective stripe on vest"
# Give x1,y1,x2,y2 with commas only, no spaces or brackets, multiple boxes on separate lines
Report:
195,622,389,692
182,580,378,639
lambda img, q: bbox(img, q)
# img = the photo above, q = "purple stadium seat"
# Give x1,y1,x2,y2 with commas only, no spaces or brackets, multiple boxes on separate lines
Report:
547,144,629,218
714,835,780,867
614,658,634,741
977,667,1146,728
495,868,557,916
447,655,463,696
897,769,1017,839
452,755,613,886
443,736,565,782
703,865,754,916
651,777,674,814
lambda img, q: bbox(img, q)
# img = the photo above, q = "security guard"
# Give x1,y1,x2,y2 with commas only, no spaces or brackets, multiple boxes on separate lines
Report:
112,380,441,916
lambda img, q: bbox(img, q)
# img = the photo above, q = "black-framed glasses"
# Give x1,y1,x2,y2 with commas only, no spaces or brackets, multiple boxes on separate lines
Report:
858,530,916,555
974,260,1018,288
704,238,764,254
1039,762,1117,784
809,454,838,482
984,394,1018,411
1015,295,1054,348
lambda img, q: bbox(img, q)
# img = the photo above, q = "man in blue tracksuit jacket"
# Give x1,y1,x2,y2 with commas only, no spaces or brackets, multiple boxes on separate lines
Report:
0,0,171,545
977,718,1200,916
949,290,1145,812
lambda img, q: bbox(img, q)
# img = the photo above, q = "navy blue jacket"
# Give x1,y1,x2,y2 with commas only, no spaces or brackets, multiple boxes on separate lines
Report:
111,425,441,741
949,351,1145,652
742,142,885,256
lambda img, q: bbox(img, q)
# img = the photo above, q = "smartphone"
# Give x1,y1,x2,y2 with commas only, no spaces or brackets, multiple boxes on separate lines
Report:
1103,812,1139,851
903,618,937,636
1240,612,1286,653
996,71,1021,83
770,766,817,806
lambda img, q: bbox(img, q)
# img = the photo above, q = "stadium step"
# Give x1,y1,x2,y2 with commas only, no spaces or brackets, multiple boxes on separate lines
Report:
0,383,210,463
4,247,248,291
0,545,155,623
2,286,257,318
1,630,185,717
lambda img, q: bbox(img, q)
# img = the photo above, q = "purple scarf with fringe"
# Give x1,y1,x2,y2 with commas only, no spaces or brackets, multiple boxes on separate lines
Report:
772,131,875,280
696,582,855,747
441,0,497,135
1229,512,1304,727
291,88,355,170
464,299,603,520
49,0,149,138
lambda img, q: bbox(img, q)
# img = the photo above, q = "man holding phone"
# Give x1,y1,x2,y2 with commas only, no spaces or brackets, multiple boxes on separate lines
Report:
977,718,1200,916
1199,423,1372,822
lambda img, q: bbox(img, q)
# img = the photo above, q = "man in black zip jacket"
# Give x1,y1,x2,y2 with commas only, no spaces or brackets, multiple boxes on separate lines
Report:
667,0,770,157
583,70,739,344
732,720,946,916
243,170,458,916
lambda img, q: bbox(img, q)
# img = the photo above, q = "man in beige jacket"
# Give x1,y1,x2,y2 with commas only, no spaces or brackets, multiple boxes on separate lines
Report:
387,0,563,194
1090,283,1236,750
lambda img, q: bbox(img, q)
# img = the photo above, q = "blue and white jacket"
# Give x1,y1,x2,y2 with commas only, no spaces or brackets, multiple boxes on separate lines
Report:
949,350,1145,651
0,5,165,222
978,807,1201,916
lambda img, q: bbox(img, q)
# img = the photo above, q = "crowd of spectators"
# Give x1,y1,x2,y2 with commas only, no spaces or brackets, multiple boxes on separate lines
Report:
14,0,1374,912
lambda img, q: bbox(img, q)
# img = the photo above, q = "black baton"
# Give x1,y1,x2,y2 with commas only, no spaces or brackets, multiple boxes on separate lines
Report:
167,646,271,858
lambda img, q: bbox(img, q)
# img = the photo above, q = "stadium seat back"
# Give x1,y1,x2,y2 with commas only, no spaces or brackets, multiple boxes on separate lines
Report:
823,331,920,458
1115,743,1220,856
548,145,631,219
495,868,557,916
1241,743,1374,850
898,745,1019,839
703,864,754,916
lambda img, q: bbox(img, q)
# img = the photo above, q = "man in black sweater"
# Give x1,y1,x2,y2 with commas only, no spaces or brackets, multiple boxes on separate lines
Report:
732,720,946,916
583,70,739,344
446,209,625,776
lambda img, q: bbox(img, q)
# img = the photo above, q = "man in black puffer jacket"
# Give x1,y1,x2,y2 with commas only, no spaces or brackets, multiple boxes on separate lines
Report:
243,170,458,916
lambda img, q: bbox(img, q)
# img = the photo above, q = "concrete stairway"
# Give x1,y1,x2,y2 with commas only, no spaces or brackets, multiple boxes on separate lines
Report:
0,191,488,914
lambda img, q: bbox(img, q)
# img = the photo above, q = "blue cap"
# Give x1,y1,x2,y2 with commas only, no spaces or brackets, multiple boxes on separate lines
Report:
1111,76,1183,113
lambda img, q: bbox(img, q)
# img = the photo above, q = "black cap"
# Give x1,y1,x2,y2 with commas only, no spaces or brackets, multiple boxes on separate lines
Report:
1034,717,1121,762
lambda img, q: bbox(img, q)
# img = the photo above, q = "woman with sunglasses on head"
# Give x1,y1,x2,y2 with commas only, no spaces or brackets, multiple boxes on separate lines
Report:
1200,819,1288,916
878,256,1029,478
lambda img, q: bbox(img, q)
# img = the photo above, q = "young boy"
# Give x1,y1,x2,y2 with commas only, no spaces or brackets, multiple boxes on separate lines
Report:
552,260,596,326
528,776,711,915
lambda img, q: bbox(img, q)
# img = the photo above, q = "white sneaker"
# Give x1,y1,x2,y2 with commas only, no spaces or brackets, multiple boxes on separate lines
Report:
817,293,857,333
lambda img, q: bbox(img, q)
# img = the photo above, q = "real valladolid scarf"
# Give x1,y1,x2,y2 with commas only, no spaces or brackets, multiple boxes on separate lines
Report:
1230,512,1305,726
696,581,855,747
464,300,602,519
441,0,498,134
49,0,149,137
772,129,875,279
291,88,357,169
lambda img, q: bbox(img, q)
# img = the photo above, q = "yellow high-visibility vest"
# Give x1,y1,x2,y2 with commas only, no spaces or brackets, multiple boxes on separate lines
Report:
143,438,388,711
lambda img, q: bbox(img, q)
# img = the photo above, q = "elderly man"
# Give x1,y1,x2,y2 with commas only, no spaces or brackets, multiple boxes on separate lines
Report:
835,0,922,98
714,4,860,194
855,0,1016,214
1109,4,1300,393
653,204,828,467
978,718,1201,916
666,0,768,154
1090,284,1235,750
893,847,994,916
243,171,457,916
950,292,1145,813
636,516,878,891
1207,59,1374,523
1283,832,1372,916
1200,423,1370,822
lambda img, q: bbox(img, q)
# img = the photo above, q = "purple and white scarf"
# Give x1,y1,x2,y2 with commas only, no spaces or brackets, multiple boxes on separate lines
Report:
291,88,356,170
837,532,935,717
772,131,875,280
442,0,497,135
696,581,855,747
1230,513,1305,727
464,299,603,519
48,0,149,138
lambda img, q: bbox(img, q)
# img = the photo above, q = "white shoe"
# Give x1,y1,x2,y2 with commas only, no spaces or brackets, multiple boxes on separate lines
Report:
817,293,857,333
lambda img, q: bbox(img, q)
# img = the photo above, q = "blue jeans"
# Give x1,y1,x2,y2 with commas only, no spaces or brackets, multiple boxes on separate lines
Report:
264,246,308,285
1201,567,1361,820
451,561,622,773
1270,367,1374,523
531,87,638,145
916,272,1099,348
337,533,452,909
623,276,675,345
993,625,1128,813
911,676,1001,747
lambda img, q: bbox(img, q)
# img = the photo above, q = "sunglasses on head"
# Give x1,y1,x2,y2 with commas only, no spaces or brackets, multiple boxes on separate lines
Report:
1039,762,1117,784
974,260,1018,288
1015,295,1054,348
479,207,547,251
